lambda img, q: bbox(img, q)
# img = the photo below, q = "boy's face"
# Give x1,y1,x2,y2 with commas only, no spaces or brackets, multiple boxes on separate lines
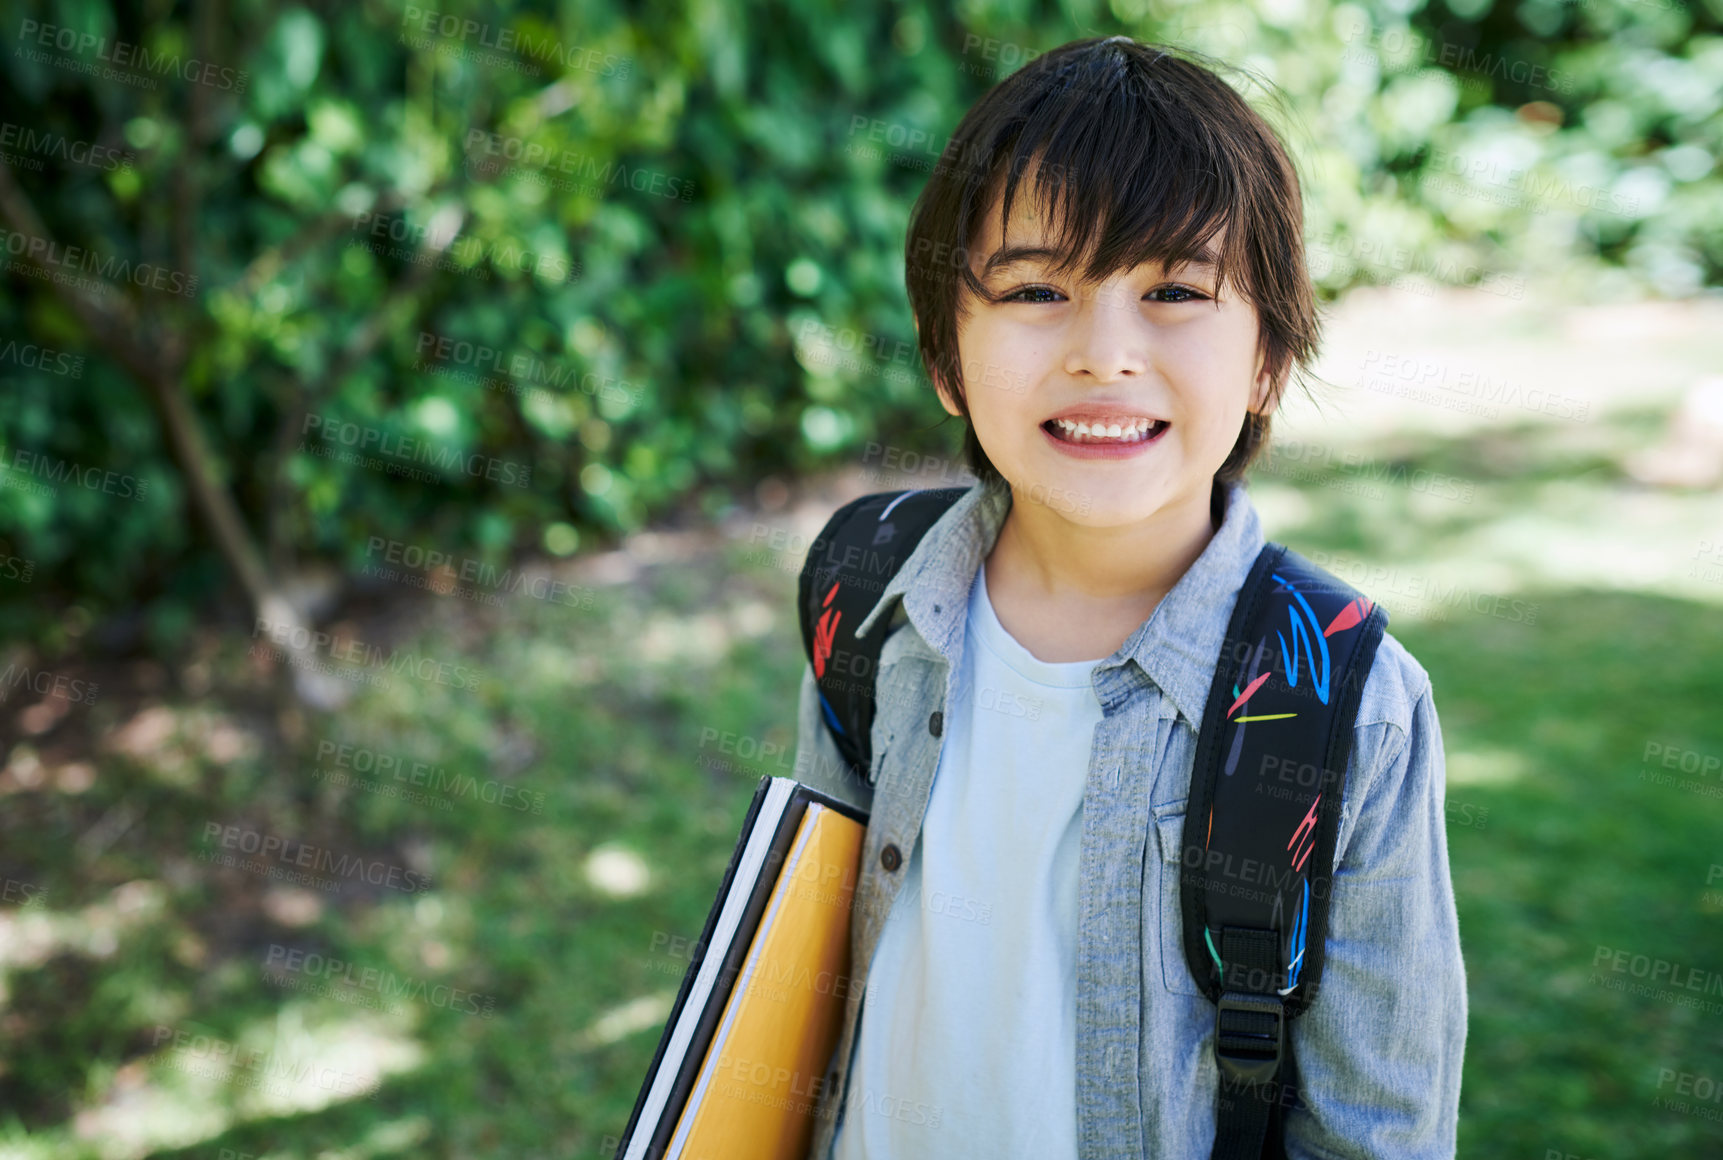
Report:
937,182,1276,529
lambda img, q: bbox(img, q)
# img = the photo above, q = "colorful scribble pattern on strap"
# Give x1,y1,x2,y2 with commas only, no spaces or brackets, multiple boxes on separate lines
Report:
1203,573,1377,993
813,581,845,734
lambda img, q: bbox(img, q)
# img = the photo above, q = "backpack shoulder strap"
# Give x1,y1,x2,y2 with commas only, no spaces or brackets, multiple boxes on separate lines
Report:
797,487,969,785
1180,540,1389,1160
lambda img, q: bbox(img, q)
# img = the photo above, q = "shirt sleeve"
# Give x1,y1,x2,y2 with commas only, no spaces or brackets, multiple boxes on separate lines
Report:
1283,679,1469,1159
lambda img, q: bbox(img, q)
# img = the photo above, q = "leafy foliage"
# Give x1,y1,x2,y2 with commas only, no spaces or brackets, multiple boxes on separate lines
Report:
0,0,1716,650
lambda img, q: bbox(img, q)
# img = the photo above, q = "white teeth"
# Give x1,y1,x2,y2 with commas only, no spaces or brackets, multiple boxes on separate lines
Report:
1051,417,1164,444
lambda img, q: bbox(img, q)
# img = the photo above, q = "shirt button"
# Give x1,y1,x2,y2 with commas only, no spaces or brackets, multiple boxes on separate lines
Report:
929,711,943,737
880,843,902,872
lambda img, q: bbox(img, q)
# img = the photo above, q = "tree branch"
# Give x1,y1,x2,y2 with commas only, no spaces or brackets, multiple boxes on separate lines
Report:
0,159,273,618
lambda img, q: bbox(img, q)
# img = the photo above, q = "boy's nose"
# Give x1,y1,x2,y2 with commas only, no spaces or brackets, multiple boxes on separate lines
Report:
1064,288,1150,381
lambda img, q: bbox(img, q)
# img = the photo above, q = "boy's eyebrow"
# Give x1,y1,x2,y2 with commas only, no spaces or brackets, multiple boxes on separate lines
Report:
982,245,1067,276
982,241,1222,278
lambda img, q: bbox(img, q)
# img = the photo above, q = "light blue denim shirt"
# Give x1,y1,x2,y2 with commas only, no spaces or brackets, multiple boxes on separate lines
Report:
793,474,1467,1159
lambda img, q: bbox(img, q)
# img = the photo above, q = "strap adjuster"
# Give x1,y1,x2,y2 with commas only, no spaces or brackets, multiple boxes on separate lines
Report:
1215,990,1284,1085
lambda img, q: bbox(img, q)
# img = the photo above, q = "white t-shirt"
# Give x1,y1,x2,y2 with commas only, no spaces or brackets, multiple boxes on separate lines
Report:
831,560,1104,1159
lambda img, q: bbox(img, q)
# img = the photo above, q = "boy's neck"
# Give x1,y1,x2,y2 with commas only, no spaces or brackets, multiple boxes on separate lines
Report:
981,478,1224,664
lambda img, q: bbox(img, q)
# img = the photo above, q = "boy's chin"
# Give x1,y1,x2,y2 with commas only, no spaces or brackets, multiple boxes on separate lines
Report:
1010,484,1147,526
1005,468,1208,527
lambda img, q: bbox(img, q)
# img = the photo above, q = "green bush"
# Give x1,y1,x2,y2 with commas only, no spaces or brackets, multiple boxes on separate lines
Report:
0,0,1716,649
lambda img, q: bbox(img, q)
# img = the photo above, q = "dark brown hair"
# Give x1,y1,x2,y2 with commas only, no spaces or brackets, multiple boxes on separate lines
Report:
905,36,1324,487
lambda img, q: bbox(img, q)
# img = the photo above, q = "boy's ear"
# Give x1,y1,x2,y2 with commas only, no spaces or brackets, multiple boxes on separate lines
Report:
932,373,964,418
914,315,965,418
1249,348,1284,418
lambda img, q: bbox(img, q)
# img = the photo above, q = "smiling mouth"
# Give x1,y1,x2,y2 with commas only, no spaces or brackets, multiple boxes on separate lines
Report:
1042,417,1170,445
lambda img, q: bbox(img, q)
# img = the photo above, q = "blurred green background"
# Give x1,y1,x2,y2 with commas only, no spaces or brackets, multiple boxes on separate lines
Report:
1,0,1721,1155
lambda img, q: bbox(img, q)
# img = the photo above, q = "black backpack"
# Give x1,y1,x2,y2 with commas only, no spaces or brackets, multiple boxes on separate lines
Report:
797,486,1387,1160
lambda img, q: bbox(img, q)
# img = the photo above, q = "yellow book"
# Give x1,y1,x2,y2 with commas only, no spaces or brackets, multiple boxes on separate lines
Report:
669,800,863,1157
618,777,866,1160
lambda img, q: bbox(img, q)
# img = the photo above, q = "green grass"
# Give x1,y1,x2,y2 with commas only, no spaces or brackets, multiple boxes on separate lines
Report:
3,440,1722,1156
1410,589,1723,1153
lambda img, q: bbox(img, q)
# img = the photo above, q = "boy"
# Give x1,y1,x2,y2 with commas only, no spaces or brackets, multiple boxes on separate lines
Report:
793,36,1467,1159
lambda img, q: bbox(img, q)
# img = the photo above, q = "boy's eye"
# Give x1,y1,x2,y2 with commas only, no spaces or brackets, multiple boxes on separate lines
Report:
1147,285,1208,304
1000,284,1064,304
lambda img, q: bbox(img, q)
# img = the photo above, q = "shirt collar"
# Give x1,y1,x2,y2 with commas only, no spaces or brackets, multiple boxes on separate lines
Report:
853,475,1267,729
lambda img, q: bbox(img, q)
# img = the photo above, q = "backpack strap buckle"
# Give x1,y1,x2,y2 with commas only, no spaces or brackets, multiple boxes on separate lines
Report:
1214,990,1283,1086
